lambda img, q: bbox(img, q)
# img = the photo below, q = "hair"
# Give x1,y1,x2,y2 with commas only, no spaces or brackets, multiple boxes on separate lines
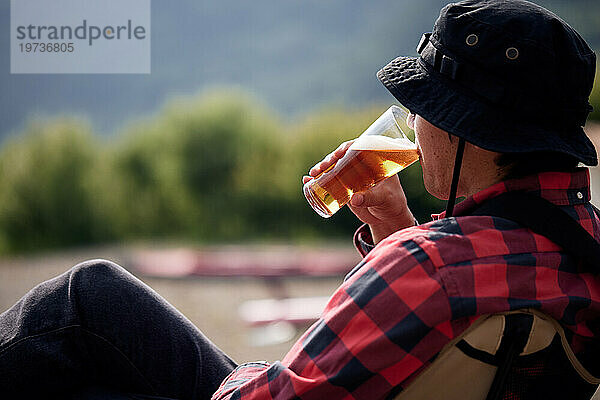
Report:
495,152,580,180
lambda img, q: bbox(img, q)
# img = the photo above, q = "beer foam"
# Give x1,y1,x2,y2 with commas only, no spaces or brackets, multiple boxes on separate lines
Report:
349,135,417,151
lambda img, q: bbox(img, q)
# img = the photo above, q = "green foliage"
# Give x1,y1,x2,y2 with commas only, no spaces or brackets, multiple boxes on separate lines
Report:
0,92,444,254
104,90,289,241
0,119,107,252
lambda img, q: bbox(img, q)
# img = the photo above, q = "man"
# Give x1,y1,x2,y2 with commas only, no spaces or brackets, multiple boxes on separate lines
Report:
1,0,599,399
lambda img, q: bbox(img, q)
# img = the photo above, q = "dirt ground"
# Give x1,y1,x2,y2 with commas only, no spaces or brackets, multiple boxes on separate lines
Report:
0,245,348,364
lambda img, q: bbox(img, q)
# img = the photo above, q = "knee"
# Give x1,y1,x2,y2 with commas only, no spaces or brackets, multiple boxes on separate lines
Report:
69,259,131,289
65,259,148,327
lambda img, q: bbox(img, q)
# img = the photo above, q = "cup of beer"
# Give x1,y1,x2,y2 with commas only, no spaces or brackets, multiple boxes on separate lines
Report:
303,105,419,218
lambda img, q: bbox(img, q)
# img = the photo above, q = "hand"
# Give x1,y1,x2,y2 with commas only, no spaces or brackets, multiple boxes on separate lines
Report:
302,141,416,244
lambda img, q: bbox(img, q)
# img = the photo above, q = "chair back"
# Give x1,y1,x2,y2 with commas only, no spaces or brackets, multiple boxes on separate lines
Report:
394,310,600,400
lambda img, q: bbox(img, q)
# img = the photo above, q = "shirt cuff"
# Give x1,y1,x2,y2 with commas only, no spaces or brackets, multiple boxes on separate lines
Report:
212,361,270,400
352,218,421,258
353,223,375,257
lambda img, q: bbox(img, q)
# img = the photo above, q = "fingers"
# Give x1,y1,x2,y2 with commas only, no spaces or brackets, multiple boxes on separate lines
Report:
333,140,353,158
308,140,354,177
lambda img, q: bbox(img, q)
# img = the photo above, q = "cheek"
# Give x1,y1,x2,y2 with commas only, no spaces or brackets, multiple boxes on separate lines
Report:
414,133,434,164
416,141,449,194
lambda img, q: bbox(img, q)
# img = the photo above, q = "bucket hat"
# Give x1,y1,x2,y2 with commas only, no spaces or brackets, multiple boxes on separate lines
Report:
377,0,598,166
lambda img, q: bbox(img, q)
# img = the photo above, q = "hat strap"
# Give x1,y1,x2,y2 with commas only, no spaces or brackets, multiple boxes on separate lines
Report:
445,137,466,218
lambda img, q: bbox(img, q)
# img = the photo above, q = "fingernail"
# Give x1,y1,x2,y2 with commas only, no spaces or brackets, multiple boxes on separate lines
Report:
351,193,364,206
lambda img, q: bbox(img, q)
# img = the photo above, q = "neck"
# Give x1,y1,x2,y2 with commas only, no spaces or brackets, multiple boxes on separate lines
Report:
456,145,505,198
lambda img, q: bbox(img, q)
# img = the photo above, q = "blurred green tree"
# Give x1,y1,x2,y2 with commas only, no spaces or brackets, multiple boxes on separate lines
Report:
0,119,106,252
0,92,448,254
105,89,288,241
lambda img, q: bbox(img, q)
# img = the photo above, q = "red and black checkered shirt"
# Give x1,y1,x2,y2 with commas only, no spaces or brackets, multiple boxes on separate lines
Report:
212,168,600,400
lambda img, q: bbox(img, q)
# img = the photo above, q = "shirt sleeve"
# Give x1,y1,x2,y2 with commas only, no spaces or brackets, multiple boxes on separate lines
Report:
212,231,462,400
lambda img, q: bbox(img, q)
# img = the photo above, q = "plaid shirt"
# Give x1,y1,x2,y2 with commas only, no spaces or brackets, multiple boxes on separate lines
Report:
212,168,600,400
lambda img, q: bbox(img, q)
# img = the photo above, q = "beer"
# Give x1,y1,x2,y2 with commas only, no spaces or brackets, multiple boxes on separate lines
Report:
304,135,419,218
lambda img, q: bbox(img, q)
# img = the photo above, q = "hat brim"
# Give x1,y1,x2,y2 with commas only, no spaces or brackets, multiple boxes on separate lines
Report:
377,56,598,166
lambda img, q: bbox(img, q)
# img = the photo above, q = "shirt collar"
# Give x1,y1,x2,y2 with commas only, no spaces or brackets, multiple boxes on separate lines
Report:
432,168,591,220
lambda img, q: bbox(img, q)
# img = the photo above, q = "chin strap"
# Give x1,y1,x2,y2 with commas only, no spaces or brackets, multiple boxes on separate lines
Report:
445,137,466,218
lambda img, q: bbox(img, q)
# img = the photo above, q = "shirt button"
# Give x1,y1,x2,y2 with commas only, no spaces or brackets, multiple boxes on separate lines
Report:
577,191,584,199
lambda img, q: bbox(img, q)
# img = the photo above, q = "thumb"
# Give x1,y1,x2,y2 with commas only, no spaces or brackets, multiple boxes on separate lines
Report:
350,190,391,208
350,193,365,207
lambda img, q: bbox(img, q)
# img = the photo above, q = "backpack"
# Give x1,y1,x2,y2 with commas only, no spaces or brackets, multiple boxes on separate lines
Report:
393,192,600,400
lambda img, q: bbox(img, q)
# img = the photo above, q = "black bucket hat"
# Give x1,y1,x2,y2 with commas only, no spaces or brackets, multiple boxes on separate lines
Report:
377,0,598,166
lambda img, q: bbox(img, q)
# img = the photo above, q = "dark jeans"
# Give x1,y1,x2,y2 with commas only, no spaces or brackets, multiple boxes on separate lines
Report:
0,260,237,399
